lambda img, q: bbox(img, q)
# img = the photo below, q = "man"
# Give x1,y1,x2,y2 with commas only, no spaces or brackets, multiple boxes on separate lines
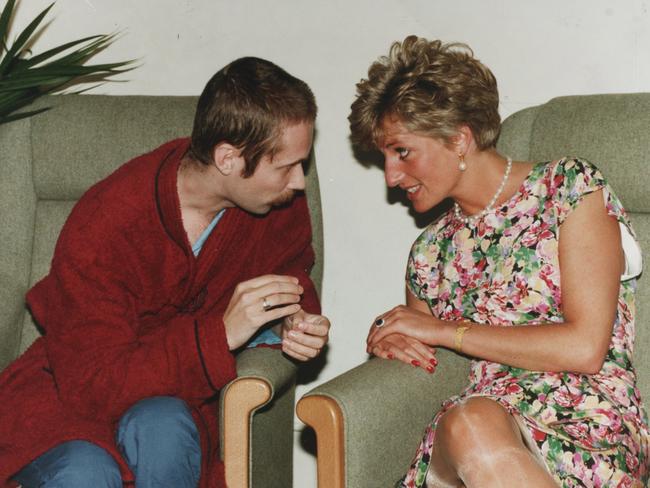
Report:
0,57,330,487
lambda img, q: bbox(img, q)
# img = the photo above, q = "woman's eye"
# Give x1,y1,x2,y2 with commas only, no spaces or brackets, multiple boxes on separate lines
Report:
396,147,410,159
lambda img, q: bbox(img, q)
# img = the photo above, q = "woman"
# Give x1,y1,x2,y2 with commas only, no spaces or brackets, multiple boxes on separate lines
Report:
349,36,649,487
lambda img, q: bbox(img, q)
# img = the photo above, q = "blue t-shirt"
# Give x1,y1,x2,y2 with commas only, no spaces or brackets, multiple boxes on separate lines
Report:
192,210,282,348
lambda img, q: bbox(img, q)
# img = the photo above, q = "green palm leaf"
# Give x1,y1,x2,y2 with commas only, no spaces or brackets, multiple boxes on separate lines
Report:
0,2,55,74
0,0,16,52
0,0,135,125
9,35,106,71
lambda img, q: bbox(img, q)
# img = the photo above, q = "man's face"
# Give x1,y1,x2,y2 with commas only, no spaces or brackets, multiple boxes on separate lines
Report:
230,121,314,215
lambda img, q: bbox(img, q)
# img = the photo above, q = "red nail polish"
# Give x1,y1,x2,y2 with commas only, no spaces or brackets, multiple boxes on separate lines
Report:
411,360,421,367
429,358,438,366
387,352,394,359
426,365,435,373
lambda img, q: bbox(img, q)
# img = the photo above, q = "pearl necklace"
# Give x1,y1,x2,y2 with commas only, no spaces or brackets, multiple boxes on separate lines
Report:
453,157,512,225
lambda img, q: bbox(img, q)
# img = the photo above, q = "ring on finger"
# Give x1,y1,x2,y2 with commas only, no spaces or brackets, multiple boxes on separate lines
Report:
262,297,271,311
374,318,385,328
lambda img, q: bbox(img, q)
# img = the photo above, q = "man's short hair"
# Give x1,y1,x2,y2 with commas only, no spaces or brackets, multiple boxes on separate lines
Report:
189,57,317,176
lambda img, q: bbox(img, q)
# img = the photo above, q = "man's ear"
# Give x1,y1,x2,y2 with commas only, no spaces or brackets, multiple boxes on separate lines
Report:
212,143,243,176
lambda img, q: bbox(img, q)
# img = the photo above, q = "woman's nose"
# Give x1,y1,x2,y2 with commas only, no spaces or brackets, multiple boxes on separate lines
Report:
384,159,403,187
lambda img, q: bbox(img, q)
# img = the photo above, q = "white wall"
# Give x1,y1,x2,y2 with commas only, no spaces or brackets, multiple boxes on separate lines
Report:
11,0,650,485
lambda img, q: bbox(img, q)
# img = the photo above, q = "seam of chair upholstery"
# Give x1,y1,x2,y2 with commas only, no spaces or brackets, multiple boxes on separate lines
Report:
18,112,38,359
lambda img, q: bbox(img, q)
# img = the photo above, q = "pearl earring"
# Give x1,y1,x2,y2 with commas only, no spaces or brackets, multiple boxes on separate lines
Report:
458,153,467,171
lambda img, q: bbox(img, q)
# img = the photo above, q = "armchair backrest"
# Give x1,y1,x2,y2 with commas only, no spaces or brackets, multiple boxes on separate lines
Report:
497,93,650,399
0,95,323,371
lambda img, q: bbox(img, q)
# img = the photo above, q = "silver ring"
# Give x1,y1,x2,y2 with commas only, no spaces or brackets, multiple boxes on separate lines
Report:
374,318,385,328
262,297,271,311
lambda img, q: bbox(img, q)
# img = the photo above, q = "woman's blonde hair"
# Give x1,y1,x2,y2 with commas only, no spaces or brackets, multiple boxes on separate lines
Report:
349,36,500,151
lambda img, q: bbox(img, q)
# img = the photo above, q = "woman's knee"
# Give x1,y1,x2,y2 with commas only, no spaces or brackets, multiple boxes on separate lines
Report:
436,397,520,459
434,399,556,486
16,440,121,488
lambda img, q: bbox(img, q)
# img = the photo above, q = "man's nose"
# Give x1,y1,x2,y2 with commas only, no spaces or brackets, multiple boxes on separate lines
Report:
290,164,305,190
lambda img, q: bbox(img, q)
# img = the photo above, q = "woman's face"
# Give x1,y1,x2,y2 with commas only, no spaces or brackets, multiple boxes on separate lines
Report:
379,116,460,213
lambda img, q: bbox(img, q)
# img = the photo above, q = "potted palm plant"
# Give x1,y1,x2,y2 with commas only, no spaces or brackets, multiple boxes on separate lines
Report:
0,0,133,125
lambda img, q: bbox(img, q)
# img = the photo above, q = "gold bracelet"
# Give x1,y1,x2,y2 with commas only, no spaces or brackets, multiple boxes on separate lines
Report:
454,325,470,353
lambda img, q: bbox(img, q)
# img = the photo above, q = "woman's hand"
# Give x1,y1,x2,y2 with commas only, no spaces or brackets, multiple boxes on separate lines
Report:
368,332,438,373
367,304,442,349
366,289,443,373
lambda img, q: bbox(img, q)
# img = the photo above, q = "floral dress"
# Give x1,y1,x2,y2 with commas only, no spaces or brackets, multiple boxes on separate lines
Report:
398,158,649,487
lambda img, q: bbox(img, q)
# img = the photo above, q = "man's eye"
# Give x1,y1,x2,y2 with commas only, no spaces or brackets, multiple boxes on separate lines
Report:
396,147,410,159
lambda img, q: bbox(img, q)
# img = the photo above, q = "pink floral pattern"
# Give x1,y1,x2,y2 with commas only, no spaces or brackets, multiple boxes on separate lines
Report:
399,158,649,487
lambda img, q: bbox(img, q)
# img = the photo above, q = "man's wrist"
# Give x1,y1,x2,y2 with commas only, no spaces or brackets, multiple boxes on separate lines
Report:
272,322,284,336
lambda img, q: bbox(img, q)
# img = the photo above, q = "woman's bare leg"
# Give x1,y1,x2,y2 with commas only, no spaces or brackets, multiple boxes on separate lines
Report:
425,440,464,487
425,397,558,488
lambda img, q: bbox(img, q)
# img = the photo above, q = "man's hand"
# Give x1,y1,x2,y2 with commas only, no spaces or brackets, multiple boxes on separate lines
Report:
224,275,303,350
279,309,330,361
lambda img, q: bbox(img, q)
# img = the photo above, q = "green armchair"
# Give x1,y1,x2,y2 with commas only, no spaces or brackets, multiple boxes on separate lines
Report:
0,94,324,488
297,93,650,487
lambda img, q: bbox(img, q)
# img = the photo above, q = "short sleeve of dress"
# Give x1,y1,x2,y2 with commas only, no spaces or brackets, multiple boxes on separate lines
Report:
406,226,441,303
553,158,642,281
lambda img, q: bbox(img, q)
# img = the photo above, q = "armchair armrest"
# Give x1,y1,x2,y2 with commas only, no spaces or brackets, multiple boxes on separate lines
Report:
220,347,297,488
297,350,470,488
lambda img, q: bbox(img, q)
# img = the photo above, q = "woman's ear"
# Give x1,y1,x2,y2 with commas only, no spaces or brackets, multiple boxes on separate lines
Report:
451,125,475,155
212,143,243,176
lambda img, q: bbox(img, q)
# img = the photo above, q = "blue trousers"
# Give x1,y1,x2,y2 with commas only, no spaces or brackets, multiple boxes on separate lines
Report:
14,396,201,488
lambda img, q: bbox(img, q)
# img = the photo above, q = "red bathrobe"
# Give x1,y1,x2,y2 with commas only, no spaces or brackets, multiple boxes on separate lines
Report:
0,138,320,487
